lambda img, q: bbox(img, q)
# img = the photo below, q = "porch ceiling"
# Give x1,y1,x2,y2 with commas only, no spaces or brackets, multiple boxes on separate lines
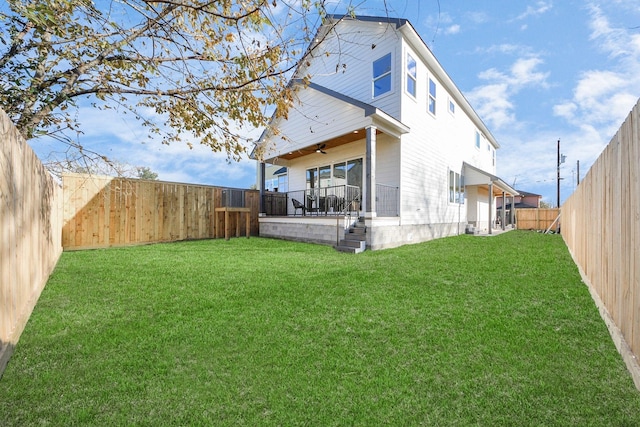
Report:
258,81,409,164
463,162,519,196
474,182,518,198
277,128,381,160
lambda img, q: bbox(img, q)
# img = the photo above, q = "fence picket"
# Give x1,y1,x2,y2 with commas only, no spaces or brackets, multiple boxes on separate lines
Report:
562,98,640,389
61,173,258,249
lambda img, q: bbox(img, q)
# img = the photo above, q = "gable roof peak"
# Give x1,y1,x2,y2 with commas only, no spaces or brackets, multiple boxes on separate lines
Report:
325,14,409,29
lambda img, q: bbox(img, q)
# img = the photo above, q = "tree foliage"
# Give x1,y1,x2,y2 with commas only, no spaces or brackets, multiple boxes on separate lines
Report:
0,0,342,161
136,166,158,180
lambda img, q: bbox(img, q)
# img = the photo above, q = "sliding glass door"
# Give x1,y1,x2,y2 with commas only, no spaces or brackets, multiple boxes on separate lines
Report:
306,158,362,191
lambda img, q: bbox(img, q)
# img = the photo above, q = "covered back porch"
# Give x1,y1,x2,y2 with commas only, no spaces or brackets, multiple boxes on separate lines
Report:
256,81,409,218
463,162,519,235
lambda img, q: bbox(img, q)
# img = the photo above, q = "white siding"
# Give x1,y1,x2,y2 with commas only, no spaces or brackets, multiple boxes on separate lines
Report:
397,40,459,225
263,88,368,159
262,17,505,246
375,134,400,187
394,36,498,226
301,19,403,119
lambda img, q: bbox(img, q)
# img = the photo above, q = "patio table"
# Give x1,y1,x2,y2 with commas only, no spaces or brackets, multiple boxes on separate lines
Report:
214,207,251,240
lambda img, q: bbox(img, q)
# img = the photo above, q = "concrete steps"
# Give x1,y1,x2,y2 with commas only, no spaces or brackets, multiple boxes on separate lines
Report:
335,218,366,253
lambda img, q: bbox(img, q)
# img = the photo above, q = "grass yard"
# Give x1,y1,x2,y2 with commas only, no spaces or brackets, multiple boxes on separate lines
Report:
1,231,639,425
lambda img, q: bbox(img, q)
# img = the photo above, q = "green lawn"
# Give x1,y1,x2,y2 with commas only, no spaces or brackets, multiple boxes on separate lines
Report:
1,232,639,426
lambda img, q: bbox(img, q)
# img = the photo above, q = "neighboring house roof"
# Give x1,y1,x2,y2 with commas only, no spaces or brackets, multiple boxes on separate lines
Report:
273,166,287,175
515,190,542,198
498,202,539,210
463,162,519,196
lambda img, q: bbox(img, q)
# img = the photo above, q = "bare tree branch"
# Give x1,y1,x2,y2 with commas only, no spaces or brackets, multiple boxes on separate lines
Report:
0,0,351,164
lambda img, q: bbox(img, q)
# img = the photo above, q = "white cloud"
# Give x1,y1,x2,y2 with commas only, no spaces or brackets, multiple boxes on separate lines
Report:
553,3,640,137
468,83,515,129
510,57,549,86
466,11,490,24
467,55,549,130
514,1,553,21
588,4,634,58
31,101,259,188
500,2,640,203
476,43,532,55
553,102,577,120
437,12,454,25
445,24,460,35
495,127,603,206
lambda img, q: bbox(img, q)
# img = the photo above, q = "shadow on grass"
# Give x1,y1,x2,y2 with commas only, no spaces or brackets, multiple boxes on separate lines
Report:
0,340,15,380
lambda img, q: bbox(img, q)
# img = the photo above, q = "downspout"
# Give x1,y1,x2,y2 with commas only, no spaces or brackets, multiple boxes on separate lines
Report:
457,200,461,235
488,182,493,235
501,192,506,230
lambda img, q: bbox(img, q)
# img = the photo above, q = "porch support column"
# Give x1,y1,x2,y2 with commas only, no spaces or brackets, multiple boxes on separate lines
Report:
501,192,506,230
365,125,377,217
488,182,493,235
259,162,266,214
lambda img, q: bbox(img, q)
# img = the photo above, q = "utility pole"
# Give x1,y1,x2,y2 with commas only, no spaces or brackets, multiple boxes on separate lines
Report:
557,139,566,208
577,160,580,185
557,139,560,208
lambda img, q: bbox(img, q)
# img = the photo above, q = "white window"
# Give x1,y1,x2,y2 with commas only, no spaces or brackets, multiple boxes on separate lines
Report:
265,178,278,191
307,158,363,192
475,131,481,149
373,53,392,98
428,78,436,115
278,174,288,192
448,99,455,115
406,53,416,97
449,170,464,204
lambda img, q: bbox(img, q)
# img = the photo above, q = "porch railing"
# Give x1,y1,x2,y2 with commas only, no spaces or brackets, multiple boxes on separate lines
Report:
376,183,399,217
262,185,361,216
262,184,399,217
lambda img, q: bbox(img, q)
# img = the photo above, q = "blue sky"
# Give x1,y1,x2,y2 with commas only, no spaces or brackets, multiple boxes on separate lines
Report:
30,1,640,205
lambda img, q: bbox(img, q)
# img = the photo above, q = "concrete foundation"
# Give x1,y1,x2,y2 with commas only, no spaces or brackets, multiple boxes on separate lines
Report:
259,216,466,251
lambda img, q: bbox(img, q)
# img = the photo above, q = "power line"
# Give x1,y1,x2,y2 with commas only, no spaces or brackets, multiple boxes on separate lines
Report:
431,0,441,46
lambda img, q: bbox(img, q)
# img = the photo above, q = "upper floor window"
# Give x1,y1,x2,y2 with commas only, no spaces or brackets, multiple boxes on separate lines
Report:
373,53,392,98
448,99,455,115
428,78,437,115
475,131,481,149
406,53,416,97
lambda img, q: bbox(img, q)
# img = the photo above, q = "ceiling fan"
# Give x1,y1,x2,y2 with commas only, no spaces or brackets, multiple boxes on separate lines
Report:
315,143,327,154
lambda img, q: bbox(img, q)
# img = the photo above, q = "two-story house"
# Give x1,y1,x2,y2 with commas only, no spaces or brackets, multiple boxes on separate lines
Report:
254,14,517,251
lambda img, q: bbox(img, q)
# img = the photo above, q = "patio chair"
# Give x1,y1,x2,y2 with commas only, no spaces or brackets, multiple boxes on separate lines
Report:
306,195,320,215
291,198,306,216
325,194,343,213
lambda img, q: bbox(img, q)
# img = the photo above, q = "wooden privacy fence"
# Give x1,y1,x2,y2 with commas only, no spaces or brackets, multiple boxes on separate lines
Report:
515,208,560,231
562,98,640,389
0,110,63,375
62,173,259,250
